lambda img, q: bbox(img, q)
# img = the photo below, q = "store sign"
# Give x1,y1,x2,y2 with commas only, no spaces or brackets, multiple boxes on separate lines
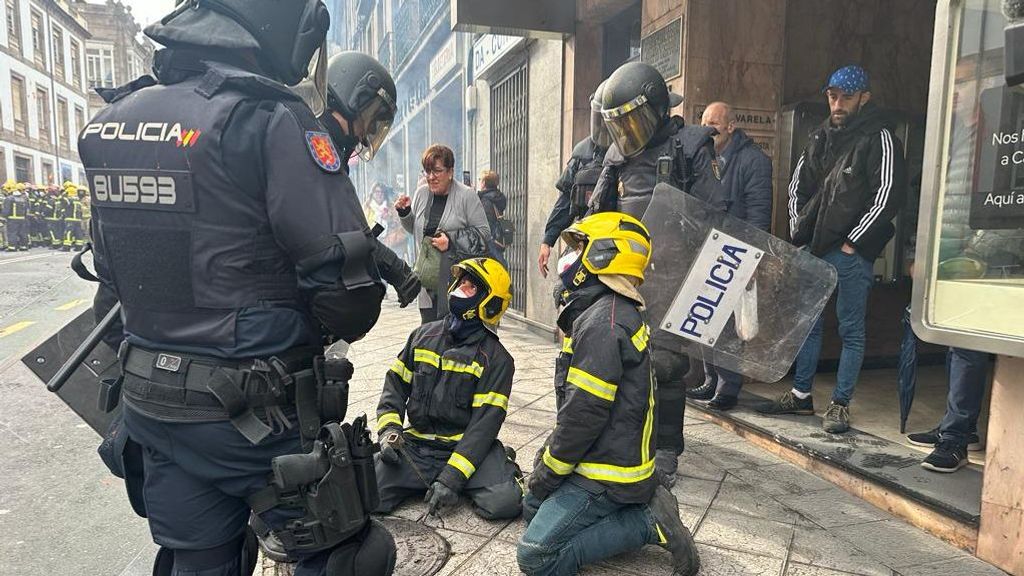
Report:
472,34,524,79
641,18,682,81
430,36,459,88
972,87,1024,229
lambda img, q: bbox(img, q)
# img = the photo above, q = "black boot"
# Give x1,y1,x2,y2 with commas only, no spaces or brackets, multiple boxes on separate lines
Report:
685,381,715,401
648,486,700,576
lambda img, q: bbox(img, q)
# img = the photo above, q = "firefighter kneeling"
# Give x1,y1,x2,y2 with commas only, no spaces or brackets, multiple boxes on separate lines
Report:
517,213,699,576
374,257,524,520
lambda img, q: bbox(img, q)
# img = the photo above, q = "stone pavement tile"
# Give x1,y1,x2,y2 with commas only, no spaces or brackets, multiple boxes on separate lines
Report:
677,446,729,481
448,538,521,576
684,423,747,445
498,417,552,451
776,489,892,528
832,519,970,569
495,516,527,544
517,437,548,475
521,391,558,413
694,507,794,559
784,563,870,576
512,379,557,397
710,477,799,524
673,475,723,509
896,556,1010,576
507,391,543,413
788,526,893,576
688,439,786,470
679,503,706,528
695,544,785,575
432,528,489,576
599,544,676,576
729,463,837,497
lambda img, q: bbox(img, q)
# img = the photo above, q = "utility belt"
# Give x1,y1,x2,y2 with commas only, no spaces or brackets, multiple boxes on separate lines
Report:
119,345,351,446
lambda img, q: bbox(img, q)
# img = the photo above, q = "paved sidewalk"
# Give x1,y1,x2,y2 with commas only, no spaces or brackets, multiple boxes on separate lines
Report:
307,300,1008,576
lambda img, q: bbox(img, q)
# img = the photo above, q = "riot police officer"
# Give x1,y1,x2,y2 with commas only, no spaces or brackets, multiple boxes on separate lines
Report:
590,62,724,487
79,2,397,575
537,81,611,278
307,50,421,308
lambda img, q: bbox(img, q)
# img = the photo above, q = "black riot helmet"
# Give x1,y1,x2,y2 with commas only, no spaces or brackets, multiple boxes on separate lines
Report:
600,62,683,157
589,80,612,149
158,0,331,110
320,51,397,162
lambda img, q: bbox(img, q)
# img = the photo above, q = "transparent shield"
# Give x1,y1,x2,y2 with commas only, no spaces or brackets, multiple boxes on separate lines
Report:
641,183,838,382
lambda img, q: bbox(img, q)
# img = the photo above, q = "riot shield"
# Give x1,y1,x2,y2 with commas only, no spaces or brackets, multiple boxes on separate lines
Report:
641,183,837,383
21,308,120,434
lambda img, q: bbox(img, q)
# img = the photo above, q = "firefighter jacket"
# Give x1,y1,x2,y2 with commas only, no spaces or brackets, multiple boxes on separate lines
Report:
2,194,27,219
535,288,658,505
376,318,515,493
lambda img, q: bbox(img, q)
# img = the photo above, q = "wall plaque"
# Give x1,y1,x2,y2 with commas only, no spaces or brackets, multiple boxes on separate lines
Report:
641,18,682,81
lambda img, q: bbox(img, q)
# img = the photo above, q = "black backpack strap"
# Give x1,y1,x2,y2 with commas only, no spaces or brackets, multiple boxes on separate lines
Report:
71,243,100,283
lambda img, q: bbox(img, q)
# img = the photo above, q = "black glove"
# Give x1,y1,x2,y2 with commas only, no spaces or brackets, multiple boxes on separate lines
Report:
424,480,459,516
378,426,403,465
394,273,422,308
373,239,421,308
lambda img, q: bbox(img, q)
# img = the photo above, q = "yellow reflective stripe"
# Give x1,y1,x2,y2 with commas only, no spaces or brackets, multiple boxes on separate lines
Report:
377,412,402,431
631,324,650,352
566,367,618,402
641,367,655,463
413,348,440,368
442,358,484,377
542,446,575,476
389,359,412,384
561,336,574,354
575,459,655,484
406,428,463,442
655,524,668,544
447,452,476,479
472,391,509,410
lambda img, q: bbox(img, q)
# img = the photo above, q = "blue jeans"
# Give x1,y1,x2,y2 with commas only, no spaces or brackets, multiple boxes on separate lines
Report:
793,248,874,404
939,348,989,446
517,483,655,576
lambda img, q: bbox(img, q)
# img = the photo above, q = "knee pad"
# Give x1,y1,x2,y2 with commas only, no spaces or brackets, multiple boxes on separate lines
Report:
324,519,396,576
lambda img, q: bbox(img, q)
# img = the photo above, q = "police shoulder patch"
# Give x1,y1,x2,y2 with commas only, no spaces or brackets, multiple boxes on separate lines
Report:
305,131,342,173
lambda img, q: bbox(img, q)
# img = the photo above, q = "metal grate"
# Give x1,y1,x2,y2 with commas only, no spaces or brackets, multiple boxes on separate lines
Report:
490,64,529,312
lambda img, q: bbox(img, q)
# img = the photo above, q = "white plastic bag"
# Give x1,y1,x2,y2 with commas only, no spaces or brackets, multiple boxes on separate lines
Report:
735,278,759,342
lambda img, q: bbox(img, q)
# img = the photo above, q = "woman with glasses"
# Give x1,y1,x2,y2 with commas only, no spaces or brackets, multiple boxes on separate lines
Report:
395,144,491,323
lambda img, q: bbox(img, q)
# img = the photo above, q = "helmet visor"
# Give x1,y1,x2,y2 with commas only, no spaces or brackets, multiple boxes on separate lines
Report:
601,94,661,158
355,87,397,161
590,99,612,149
300,43,329,117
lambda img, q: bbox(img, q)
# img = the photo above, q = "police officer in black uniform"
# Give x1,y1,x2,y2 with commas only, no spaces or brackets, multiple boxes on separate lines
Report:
590,61,724,488
79,2,397,575
537,81,611,278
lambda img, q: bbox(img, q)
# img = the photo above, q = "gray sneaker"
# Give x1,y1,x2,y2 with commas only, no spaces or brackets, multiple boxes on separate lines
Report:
648,485,700,576
823,402,850,434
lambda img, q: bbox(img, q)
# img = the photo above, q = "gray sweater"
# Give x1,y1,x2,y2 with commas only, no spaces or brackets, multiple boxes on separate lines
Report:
400,179,490,309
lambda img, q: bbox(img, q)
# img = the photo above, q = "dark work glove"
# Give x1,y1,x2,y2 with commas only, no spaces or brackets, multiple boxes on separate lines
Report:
526,469,559,503
378,426,404,465
424,480,459,516
394,273,422,308
373,239,421,307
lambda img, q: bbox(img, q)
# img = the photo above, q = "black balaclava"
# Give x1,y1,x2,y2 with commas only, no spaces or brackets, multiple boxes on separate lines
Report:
323,113,360,167
448,273,487,341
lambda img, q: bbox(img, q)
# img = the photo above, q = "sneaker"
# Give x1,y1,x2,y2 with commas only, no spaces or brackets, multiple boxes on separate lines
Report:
822,402,850,434
707,394,738,411
921,441,968,473
907,428,984,451
756,391,814,415
685,381,716,401
648,485,700,576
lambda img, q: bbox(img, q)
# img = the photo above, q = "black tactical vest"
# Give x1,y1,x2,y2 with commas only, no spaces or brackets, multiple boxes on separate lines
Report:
570,140,606,220
79,65,303,351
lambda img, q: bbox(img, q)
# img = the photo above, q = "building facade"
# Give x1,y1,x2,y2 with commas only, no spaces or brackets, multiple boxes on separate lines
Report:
72,0,153,116
0,0,90,185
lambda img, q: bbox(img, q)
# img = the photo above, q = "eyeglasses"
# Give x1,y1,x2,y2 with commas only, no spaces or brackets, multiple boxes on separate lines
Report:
422,167,449,178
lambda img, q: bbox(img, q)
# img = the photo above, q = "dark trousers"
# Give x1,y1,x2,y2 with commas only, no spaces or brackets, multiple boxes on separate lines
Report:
123,403,391,576
374,438,523,520
702,360,743,398
939,347,989,447
652,336,688,454
6,218,26,248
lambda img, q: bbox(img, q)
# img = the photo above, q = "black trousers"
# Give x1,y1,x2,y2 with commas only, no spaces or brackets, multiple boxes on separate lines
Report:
374,438,523,520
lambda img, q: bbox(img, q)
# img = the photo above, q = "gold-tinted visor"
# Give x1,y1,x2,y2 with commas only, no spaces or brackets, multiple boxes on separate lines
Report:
601,94,660,158
356,87,397,161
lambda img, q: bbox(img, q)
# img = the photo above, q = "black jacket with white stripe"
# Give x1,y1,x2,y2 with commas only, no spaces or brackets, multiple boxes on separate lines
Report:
787,103,907,261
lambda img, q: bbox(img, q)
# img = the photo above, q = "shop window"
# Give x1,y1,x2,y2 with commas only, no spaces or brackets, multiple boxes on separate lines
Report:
14,153,31,183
